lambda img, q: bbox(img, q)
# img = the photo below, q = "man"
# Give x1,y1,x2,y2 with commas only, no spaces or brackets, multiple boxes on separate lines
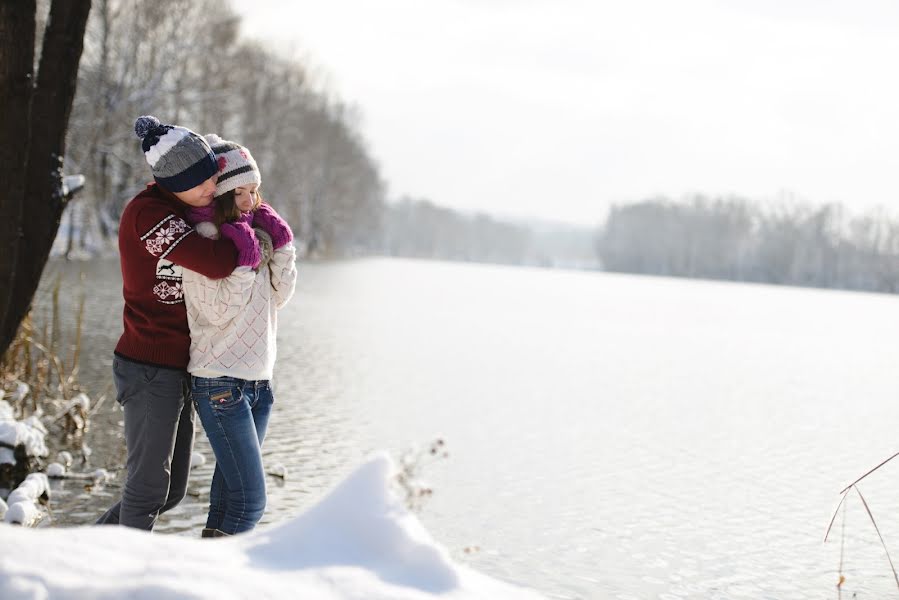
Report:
96,116,260,530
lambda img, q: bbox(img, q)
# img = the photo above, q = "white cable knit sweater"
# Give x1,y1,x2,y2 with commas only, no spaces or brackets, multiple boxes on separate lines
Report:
182,222,297,381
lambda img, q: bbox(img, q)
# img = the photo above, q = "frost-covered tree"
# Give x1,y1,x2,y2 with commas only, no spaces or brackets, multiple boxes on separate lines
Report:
0,0,92,357
63,0,386,259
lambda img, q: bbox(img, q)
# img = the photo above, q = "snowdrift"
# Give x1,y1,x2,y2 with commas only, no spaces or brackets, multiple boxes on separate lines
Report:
0,453,543,600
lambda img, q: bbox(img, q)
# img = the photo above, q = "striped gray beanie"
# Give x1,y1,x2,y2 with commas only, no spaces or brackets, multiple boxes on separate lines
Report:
134,115,217,192
203,134,261,198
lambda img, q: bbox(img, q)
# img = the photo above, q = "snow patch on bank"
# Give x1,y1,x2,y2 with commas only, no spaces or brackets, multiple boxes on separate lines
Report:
0,399,49,466
0,453,544,600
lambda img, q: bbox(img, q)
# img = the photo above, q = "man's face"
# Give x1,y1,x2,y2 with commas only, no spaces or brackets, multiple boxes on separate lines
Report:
173,174,218,207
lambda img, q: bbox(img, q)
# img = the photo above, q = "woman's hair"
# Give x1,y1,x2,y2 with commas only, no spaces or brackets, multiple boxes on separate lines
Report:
214,188,264,228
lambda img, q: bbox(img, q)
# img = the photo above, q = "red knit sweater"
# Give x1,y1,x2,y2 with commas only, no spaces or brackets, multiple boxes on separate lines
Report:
114,183,239,369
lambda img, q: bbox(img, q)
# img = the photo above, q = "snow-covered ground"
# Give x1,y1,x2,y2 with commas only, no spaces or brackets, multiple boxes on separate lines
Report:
0,394,47,467
0,453,544,600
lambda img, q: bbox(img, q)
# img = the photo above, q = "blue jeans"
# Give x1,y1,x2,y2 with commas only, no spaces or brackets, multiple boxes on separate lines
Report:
191,376,274,534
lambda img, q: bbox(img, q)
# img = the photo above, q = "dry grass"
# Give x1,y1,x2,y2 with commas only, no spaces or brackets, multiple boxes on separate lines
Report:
394,438,449,513
825,452,899,598
1,274,93,439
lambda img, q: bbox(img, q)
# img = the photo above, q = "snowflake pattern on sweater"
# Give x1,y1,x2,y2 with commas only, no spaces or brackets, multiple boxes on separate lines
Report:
153,280,185,304
142,215,191,257
139,215,192,304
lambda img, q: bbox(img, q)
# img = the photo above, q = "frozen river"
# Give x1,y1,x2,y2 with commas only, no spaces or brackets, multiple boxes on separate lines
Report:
41,256,899,599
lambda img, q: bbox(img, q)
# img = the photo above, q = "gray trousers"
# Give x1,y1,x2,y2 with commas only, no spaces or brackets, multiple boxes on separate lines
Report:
96,356,195,530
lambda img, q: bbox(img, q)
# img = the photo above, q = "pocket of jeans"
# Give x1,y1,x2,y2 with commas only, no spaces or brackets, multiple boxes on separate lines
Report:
112,359,131,406
113,358,149,406
142,367,160,385
207,386,242,411
259,386,275,408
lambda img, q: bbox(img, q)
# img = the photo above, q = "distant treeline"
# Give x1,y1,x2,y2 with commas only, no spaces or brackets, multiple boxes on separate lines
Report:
597,196,899,293
381,198,532,264
379,197,599,269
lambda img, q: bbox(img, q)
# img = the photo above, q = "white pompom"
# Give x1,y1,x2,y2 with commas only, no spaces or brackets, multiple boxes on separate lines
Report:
195,221,220,239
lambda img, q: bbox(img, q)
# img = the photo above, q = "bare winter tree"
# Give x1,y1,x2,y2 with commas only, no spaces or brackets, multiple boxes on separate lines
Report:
63,0,387,259
0,0,92,357
64,0,242,249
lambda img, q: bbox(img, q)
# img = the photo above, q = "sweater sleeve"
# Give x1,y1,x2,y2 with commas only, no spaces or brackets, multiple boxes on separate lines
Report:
134,203,238,279
184,267,257,327
270,243,297,309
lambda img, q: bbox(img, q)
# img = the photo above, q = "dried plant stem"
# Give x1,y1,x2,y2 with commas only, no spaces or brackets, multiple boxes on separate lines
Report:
2,271,89,451
51,273,61,358
22,336,70,400
88,382,114,417
838,497,846,600
825,489,850,544
854,485,899,593
826,462,899,598
839,450,899,495
70,291,85,375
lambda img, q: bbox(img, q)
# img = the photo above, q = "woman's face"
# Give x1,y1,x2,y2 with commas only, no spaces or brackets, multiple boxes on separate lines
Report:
173,175,218,207
234,184,259,213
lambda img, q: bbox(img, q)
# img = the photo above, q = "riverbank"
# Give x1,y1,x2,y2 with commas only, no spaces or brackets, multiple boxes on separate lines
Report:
0,453,544,600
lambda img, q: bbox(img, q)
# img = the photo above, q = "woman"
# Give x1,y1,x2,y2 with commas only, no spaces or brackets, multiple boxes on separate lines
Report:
181,134,297,536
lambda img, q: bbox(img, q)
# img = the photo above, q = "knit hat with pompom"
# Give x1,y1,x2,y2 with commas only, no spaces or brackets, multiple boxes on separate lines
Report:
134,115,217,192
203,134,261,198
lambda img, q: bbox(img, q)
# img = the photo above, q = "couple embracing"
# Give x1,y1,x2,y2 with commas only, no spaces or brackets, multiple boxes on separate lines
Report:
96,116,297,536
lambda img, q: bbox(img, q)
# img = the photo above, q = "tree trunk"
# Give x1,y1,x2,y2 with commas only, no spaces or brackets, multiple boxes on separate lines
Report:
0,0,37,350
0,0,91,357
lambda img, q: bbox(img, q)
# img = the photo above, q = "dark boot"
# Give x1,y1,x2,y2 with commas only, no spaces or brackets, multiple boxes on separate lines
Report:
201,527,231,538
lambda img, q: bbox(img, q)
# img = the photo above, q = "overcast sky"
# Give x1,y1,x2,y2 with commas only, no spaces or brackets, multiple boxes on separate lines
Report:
230,0,899,226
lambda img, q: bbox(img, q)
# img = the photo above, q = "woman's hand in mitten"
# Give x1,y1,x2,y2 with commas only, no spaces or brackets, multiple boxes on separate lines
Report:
252,203,294,249
220,221,261,268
